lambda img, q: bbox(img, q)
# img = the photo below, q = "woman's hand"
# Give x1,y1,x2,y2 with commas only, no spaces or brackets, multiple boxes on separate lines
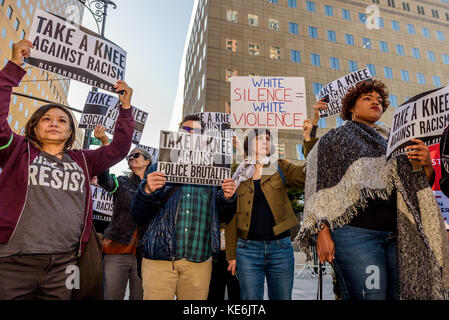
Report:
94,125,109,146
145,171,166,194
303,119,313,141
312,99,328,126
227,259,236,276
11,40,33,66
316,225,335,263
114,81,133,109
406,139,434,183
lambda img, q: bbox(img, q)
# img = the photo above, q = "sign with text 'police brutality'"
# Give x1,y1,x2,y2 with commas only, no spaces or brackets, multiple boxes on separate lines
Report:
231,77,307,130
157,130,232,186
91,185,113,222
316,68,372,119
135,144,159,165
194,112,234,138
26,9,126,93
79,91,148,144
386,86,449,161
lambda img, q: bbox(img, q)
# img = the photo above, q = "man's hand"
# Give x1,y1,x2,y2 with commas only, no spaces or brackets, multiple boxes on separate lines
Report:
312,99,328,126
222,178,237,199
145,171,166,194
227,259,236,276
114,81,133,109
94,125,110,146
11,40,33,66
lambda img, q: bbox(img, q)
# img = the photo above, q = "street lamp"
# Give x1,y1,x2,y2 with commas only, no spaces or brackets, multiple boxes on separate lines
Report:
77,0,118,149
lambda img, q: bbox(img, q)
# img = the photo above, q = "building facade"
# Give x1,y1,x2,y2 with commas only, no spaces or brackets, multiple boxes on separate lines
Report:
1,0,85,149
182,0,449,162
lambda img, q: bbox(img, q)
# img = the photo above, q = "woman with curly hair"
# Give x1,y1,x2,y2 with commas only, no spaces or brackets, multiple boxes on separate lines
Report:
296,80,449,300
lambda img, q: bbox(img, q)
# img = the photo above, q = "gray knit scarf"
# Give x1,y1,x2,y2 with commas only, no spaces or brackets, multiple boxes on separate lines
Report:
295,120,449,300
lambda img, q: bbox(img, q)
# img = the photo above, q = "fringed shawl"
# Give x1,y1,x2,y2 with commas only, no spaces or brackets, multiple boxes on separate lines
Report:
295,121,449,300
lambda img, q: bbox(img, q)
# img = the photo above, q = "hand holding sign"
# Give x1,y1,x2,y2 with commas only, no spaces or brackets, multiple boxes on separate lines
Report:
221,178,237,199
114,80,133,109
11,40,33,66
144,171,167,194
94,125,109,146
313,99,328,126
406,138,434,183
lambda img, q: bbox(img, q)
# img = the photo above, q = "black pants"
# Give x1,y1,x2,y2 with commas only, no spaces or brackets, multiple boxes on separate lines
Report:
208,250,240,301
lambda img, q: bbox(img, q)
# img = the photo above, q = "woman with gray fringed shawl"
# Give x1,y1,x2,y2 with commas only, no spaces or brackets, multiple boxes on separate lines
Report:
296,80,449,300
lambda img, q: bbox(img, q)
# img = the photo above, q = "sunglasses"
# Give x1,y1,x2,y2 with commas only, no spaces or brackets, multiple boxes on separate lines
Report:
126,153,146,161
181,126,202,134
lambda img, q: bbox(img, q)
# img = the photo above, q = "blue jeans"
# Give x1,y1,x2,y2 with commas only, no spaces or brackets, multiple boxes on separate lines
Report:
236,237,294,300
331,225,399,300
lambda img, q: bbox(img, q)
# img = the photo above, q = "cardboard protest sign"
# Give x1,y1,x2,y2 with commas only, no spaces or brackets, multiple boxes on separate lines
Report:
26,9,126,93
194,112,234,138
429,144,449,228
316,68,372,118
79,90,148,144
91,185,113,222
230,77,307,129
386,86,449,161
157,130,232,186
135,144,159,165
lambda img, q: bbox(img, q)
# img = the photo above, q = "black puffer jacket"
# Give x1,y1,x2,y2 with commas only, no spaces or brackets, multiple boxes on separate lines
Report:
98,170,147,246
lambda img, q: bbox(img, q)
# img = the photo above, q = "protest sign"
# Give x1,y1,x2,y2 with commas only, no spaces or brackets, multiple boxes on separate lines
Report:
316,68,372,118
91,185,113,222
194,112,234,138
386,86,449,161
429,144,449,228
135,144,159,165
230,77,307,129
26,9,127,93
78,90,148,144
157,130,232,186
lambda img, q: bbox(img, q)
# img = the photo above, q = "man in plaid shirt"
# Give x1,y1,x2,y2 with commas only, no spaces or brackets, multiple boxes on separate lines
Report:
131,114,237,300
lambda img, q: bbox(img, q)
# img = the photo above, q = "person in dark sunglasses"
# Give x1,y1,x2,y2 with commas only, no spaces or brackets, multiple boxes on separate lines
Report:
131,114,237,300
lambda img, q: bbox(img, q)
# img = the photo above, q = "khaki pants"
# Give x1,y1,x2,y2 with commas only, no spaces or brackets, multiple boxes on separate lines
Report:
141,258,212,300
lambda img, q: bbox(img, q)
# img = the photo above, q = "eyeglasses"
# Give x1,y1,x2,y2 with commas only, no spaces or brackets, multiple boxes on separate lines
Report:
181,126,202,134
126,153,144,161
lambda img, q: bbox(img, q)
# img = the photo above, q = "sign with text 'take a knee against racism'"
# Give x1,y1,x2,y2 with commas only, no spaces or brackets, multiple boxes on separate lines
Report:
193,112,234,139
135,144,159,165
26,9,126,93
157,130,232,186
79,91,148,145
230,77,307,130
386,86,449,161
316,68,372,119
91,185,113,222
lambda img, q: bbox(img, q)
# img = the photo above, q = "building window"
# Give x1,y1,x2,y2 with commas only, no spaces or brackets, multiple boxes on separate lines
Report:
7,5,13,18
311,53,320,66
345,34,354,46
324,5,333,16
348,60,358,72
367,64,376,76
402,2,410,11
422,27,430,38
318,118,327,128
308,26,318,38
268,18,279,31
412,48,421,59
396,44,405,56
20,30,25,40
306,1,315,12
330,57,340,70
359,13,367,23
378,17,384,28
313,82,323,95
446,12,449,21
433,76,442,87
389,94,398,107
342,9,350,20
384,67,393,79
417,73,426,85
362,38,371,49
380,41,388,52
297,145,305,161
226,68,237,82
427,51,436,62
1,28,7,39
225,39,238,52
289,22,299,34
290,50,300,63
391,20,400,31
287,0,297,8
270,47,281,60
406,24,415,34
327,30,336,42
387,0,396,8
437,31,445,41
336,116,345,127
248,14,259,27
432,9,439,18
401,70,410,82
267,0,278,3
417,6,425,15
248,43,260,56
443,54,449,65
226,10,238,23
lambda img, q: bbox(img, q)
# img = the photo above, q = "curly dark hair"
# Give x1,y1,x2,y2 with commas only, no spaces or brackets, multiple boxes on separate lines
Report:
341,80,390,121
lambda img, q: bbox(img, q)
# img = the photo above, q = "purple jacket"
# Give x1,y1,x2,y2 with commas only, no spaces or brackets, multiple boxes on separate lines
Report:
0,61,134,256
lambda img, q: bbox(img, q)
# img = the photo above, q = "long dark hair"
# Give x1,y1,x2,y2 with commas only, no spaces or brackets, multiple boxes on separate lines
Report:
24,104,76,151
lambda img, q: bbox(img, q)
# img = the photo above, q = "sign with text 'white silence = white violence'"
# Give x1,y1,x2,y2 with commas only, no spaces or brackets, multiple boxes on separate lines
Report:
26,9,127,93
157,130,232,186
386,86,449,161
78,91,148,145
316,68,372,119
